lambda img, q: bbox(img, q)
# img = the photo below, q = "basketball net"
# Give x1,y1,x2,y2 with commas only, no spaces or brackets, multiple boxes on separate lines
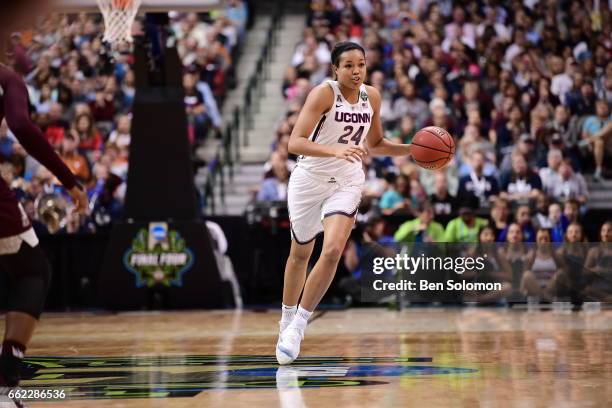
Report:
97,0,142,47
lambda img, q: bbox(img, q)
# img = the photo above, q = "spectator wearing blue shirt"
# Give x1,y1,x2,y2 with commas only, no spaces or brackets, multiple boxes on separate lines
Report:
498,204,536,243
257,153,290,202
379,173,413,216
581,99,611,181
457,150,499,208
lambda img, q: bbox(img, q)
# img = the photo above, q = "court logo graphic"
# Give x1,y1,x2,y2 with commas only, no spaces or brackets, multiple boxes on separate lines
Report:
20,355,477,400
123,222,194,287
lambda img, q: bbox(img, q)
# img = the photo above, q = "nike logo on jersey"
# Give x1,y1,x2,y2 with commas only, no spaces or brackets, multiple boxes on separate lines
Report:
336,104,343,108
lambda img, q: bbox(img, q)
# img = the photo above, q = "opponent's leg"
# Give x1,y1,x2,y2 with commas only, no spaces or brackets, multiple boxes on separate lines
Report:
0,242,51,387
277,215,354,364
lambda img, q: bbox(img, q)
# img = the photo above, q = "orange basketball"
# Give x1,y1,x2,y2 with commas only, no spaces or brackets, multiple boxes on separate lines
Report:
410,126,455,170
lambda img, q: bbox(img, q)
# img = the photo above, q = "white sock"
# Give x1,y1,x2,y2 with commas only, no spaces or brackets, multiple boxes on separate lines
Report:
281,304,297,324
292,306,313,330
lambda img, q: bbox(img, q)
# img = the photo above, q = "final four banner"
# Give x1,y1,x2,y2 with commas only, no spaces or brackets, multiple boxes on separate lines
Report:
98,220,228,309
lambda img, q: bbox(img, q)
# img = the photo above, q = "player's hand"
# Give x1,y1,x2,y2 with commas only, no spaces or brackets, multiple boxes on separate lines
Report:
68,185,89,215
332,145,367,163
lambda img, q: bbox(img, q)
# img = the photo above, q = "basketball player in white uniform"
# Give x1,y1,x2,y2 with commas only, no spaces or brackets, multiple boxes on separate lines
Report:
276,42,413,364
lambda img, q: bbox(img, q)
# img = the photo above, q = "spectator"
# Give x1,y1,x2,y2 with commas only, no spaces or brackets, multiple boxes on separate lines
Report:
521,228,561,301
549,56,573,102
532,194,552,230
489,197,510,240
564,222,586,244
183,72,210,142
463,225,512,304
391,81,429,128
548,202,568,243
107,114,131,149
43,103,69,148
583,221,612,302
394,202,445,243
565,78,597,116
104,143,129,181
499,204,536,243
555,222,587,301
73,113,103,156
547,105,580,155
500,134,537,174
444,200,488,243
538,149,563,195
379,173,413,216
225,0,248,35
60,133,90,183
457,150,499,207
549,159,588,205
458,124,496,170
581,99,612,181
492,104,526,151
89,85,116,123
429,172,456,226
500,153,542,205
563,198,581,225
387,115,416,144
500,221,531,298
257,152,290,202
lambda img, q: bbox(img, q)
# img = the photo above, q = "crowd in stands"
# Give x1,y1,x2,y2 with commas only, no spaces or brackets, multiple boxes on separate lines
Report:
252,0,611,303
0,1,249,233
258,0,610,234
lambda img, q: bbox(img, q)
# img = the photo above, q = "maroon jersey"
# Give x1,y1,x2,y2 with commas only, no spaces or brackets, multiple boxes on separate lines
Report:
0,64,78,238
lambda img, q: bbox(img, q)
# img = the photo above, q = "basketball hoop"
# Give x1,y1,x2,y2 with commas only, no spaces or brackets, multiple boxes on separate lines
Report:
97,0,142,46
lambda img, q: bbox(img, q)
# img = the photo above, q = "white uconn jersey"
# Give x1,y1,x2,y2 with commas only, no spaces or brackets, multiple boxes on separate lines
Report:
297,81,372,180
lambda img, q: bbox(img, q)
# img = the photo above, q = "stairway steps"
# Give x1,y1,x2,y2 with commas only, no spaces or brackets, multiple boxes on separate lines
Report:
201,8,307,214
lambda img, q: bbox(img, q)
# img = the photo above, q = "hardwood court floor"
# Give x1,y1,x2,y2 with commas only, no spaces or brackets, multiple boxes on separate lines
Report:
2,308,611,408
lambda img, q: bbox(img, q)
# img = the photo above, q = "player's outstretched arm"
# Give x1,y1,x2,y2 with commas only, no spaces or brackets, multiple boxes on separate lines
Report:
1,66,88,214
365,85,412,157
288,83,366,163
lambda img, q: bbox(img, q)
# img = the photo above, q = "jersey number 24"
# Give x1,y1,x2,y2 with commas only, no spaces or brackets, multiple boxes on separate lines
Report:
338,125,365,145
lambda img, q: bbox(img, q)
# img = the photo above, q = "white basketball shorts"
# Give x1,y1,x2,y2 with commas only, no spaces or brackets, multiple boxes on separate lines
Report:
287,165,364,244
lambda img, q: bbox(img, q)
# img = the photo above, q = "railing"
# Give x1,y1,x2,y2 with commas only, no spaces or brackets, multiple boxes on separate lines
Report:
242,0,282,147
202,0,284,214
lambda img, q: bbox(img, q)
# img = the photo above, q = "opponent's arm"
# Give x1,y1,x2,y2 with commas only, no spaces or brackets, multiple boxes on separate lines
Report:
288,83,366,163
365,86,412,157
1,67,88,213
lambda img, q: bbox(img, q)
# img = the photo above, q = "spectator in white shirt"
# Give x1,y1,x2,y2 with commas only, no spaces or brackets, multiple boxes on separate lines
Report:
107,114,131,149
539,148,563,195
549,159,588,205
550,56,573,103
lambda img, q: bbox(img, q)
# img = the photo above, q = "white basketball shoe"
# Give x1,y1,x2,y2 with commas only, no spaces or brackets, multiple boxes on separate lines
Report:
276,324,304,365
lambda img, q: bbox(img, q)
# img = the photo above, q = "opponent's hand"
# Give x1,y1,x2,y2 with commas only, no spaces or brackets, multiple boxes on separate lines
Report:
332,145,367,163
68,185,89,215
